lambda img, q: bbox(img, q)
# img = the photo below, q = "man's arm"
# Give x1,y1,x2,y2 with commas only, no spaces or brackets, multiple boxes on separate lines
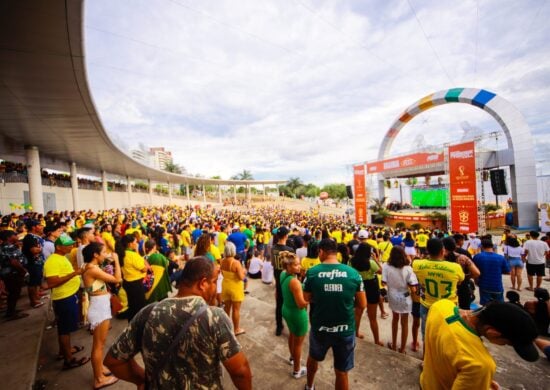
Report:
222,351,252,390
46,269,82,289
103,353,145,387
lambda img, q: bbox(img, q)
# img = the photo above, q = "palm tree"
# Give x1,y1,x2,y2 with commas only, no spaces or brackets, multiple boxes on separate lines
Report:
163,161,185,174
286,177,303,197
232,170,254,180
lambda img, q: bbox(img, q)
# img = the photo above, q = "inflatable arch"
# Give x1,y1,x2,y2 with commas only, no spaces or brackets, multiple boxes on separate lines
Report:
378,88,537,229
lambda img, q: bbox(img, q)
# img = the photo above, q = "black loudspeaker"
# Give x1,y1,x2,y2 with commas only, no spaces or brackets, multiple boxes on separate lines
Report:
490,169,508,195
346,185,353,199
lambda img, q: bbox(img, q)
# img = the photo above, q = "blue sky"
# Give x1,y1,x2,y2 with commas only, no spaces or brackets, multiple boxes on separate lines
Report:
84,0,550,185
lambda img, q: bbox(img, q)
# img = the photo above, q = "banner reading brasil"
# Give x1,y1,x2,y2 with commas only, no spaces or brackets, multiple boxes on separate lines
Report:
353,164,367,224
448,141,478,233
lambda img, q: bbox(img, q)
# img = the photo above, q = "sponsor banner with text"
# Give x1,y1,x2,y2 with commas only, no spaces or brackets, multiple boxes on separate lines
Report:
449,141,478,233
353,164,367,224
366,152,444,174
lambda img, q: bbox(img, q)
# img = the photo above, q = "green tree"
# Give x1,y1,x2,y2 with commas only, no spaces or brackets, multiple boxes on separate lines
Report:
286,177,303,197
163,161,185,174
231,170,254,180
321,183,347,199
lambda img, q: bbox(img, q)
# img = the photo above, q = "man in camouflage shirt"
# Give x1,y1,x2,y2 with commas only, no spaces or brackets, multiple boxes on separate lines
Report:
0,230,29,320
104,256,252,389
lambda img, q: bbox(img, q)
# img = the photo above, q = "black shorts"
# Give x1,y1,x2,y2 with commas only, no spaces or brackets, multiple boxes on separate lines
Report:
526,263,546,277
363,278,380,304
26,263,44,286
411,301,421,318
53,294,79,335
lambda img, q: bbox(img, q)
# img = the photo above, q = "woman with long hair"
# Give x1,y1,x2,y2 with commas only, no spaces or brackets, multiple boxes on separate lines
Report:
382,246,418,354
220,242,246,335
194,233,215,262
350,243,383,345
403,231,416,258
503,235,525,290
524,288,550,336
115,234,146,322
280,251,308,379
82,242,121,389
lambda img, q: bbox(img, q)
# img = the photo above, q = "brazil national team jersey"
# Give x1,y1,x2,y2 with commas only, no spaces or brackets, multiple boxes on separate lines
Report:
413,259,464,308
303,263,364,337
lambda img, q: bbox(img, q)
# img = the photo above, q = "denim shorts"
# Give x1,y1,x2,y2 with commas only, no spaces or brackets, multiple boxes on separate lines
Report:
53,293,79,335
507,257,523,268
479,290,504,305
309,332,355,372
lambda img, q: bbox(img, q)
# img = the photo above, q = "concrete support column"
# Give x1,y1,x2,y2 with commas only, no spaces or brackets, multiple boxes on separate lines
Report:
186,184,190,201
24,146,44,214
233,185,237,203
218,185,222,203
168,182,172,204
202,184,206,203
263,184,266,201
247,185,251,203
127,176,132,207
70,162,79,211
102,171,108,210
148,179,153,205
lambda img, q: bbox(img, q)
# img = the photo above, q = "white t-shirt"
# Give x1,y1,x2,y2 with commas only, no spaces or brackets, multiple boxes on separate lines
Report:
503,245,524,258
382,264,418,293
248,257,263,274
261,260,274,284
523,239,549,265
296,247,307,261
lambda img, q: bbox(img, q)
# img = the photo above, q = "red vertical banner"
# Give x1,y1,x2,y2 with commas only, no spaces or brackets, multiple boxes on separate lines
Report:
353,164,367,224
448,141,478,233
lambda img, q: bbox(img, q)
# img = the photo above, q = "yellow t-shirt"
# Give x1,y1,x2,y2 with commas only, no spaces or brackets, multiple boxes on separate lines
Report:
421,299,496,390
378,241,393,262
217,232,227,254
44,253,80,301
125,227,141,239
301,257,320,271
413,259,465,308
331,230,343,243
210,244,221,261
416,233,429,248
343,233,353,244
181,230,192,247
122,250,146,282
101,232,116,252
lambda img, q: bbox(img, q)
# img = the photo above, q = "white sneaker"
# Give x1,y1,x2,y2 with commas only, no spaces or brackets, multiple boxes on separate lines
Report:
292,366,307,379
288,356,294,366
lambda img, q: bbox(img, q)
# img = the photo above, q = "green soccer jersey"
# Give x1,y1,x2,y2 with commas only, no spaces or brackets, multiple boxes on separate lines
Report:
303,263,364,337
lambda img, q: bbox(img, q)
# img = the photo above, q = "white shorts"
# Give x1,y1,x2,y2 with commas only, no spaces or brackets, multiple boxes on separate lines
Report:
388,290,412,314
217,272,223,294
87,294,112,330
404,247,416,256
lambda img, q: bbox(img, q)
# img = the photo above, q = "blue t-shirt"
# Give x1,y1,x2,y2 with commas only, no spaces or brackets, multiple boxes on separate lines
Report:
191,228,203,244
472,251,510,292
390,235,403,246
227,231,248,253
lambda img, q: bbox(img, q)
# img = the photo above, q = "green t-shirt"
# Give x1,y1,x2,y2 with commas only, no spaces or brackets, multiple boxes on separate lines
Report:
303,263,364,336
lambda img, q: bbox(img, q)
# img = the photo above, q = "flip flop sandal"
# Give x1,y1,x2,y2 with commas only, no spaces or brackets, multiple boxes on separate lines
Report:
62,356,90,370
57,345,84,360
93,376,119,390
235,329,246,336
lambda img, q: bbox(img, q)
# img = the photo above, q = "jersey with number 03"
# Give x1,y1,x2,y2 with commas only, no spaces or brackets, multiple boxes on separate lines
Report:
412,259,464,308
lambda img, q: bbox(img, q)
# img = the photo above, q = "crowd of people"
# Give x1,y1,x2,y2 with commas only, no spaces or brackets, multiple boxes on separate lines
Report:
1,203,549,389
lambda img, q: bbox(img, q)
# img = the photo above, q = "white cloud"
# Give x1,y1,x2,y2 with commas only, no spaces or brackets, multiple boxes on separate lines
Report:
84,0,550,185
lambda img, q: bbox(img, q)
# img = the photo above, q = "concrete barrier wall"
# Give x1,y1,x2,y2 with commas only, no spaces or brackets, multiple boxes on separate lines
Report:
0,182,201,214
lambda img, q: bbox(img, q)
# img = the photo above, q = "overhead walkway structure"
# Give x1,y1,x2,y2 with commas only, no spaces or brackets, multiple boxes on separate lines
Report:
0,0,285,213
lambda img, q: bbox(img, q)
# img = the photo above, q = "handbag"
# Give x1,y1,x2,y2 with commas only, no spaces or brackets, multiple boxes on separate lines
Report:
110,293,123,316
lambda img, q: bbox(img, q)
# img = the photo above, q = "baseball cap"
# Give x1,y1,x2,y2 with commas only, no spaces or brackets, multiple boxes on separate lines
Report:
26,219,41,229
55,233,75,247
358,230,369,239
277,226,289,237
478,302,539,362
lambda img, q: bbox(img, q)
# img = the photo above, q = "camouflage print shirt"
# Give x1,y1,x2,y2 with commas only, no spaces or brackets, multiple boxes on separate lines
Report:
108,296,241,389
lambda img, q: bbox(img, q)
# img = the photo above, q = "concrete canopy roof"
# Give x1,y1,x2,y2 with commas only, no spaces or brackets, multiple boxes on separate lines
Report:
0,0,285,187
